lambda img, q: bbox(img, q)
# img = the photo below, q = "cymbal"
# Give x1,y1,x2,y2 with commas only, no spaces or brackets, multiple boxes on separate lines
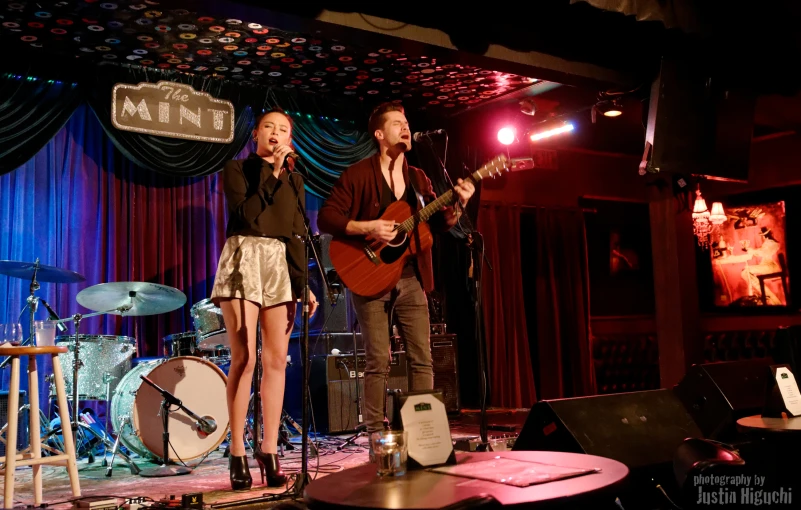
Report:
77,282,187,316
0,260,86,284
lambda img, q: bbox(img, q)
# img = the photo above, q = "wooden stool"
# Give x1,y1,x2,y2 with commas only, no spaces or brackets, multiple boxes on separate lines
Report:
0,346,81,507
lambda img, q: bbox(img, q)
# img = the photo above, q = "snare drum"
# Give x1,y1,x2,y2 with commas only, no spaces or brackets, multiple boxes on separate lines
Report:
163,331,199,358
190,298,229,350
110,356,229,461
55,335,136,400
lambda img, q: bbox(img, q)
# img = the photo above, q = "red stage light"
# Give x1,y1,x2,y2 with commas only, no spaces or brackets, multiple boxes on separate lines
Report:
497,127,515,145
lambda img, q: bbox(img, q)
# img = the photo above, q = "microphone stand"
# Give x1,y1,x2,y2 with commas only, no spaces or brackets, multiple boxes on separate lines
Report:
469,232,493,451
137,375,201,477
420,136,494,449
213,168,334,508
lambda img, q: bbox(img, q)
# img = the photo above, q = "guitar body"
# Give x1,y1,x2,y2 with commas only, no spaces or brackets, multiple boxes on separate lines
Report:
328,200,433,299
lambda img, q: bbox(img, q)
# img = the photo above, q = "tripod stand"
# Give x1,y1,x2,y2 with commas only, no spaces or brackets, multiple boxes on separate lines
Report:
48,309,142,474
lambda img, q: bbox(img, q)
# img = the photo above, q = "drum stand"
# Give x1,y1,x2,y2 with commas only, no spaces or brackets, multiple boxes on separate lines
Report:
52,305,142,476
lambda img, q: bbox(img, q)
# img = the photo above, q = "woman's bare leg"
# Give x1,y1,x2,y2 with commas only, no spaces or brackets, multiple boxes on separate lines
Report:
258,302,295,453
219,298,260,457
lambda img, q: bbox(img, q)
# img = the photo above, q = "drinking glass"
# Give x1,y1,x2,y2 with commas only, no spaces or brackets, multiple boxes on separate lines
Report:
35,320,57,346
1,323,24,346
370,430,408,476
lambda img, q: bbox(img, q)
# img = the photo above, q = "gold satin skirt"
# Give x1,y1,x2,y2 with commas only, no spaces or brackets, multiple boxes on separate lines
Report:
211,236,293,309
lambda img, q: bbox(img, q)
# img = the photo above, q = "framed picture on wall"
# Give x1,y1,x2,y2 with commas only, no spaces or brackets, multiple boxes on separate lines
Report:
709,200,789,307
581,198,655,316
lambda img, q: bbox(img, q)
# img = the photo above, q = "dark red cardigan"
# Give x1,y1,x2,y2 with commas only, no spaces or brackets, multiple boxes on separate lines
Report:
318,152,458,293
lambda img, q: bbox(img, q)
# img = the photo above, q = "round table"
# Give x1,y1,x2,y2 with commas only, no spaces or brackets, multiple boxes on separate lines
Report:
737,414,801,434
304,451,629,509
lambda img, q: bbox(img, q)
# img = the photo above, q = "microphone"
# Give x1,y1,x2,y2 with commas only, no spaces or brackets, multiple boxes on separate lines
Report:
39,298,68,332
413,129,445,142
196,415,218,435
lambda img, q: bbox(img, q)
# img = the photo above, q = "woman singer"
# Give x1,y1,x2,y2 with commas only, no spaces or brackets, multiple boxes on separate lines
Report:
211,108,318,490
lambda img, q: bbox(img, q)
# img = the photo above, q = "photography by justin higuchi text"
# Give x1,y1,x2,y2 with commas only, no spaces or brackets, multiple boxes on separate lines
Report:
695,474,793,506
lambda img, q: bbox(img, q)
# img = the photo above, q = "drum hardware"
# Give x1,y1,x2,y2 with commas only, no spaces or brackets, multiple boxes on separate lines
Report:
50,281,186,475
102,372,117,459
190,298,230,350
104,415,138,477
0,404,55,469
39,409,141,474
0,258,84,368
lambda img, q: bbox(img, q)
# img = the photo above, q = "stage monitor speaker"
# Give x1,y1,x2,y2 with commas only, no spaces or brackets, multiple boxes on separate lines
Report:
431,334,460,413
309,352,409,434
513,389,702,477
674,357,773,441
0,390,29,457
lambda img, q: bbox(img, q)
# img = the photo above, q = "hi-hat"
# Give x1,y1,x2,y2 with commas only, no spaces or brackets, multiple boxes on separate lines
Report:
77,282,186,316
0,260,86,283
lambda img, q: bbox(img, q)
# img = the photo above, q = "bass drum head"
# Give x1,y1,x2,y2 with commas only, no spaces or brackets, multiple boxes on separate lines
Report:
111,357,229,461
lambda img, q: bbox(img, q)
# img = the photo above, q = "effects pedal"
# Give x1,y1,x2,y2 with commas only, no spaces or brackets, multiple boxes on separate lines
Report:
182,493,203,509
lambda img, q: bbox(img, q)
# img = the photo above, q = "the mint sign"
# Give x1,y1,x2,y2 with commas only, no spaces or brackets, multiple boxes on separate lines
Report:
112,81,235,143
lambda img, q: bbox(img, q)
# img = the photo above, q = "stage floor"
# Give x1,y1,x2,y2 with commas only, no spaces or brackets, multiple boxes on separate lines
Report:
6,409,529,509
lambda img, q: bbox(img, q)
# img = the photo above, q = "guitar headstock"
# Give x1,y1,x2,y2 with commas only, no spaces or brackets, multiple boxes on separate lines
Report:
473,154,511,181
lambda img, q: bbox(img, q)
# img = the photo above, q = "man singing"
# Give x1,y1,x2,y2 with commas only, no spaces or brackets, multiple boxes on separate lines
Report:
318,102,475,450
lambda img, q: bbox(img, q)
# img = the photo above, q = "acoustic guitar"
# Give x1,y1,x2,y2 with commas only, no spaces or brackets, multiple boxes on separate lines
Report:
328,155,510,298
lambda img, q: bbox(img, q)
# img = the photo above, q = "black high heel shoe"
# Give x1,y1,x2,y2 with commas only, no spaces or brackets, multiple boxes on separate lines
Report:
229,455,252,491
253,450,288,487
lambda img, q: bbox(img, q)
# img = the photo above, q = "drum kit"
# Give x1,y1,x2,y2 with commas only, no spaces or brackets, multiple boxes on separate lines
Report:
0,259,232,477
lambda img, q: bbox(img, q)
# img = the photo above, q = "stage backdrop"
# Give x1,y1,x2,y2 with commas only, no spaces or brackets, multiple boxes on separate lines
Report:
0,102,354,416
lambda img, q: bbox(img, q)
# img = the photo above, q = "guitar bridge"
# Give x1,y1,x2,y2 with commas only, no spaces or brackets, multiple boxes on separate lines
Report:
363,244,381,265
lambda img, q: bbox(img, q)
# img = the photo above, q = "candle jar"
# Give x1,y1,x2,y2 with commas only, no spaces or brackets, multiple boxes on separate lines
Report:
370,430,408,476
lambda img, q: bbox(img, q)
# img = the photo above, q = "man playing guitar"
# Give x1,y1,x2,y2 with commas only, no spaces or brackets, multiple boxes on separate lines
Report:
318,102,475,448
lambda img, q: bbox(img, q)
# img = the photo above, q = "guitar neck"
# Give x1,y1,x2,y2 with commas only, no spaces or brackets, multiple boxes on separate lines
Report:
397,174,478,233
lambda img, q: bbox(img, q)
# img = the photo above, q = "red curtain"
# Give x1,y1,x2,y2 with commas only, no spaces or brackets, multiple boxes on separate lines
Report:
526,208,597,400
477,204,538,408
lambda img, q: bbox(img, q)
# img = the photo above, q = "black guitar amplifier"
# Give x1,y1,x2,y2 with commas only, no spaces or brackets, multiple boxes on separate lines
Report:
431,334,460,413
310,352,409,434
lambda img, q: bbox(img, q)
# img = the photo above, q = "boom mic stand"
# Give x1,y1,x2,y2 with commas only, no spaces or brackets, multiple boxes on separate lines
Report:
137,374,217,477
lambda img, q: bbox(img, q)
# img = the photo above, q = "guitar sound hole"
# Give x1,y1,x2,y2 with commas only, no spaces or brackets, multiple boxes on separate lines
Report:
380,233,409,264
387,231,407,248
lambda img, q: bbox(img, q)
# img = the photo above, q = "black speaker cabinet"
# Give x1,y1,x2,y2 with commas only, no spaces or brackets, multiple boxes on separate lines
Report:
513,389,702,478
310,352,409,434
674,358,773,441
0,390,28,457
431,334,459,413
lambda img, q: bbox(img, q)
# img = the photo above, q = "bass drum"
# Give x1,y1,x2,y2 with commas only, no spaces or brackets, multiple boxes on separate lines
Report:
110,356,229,461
